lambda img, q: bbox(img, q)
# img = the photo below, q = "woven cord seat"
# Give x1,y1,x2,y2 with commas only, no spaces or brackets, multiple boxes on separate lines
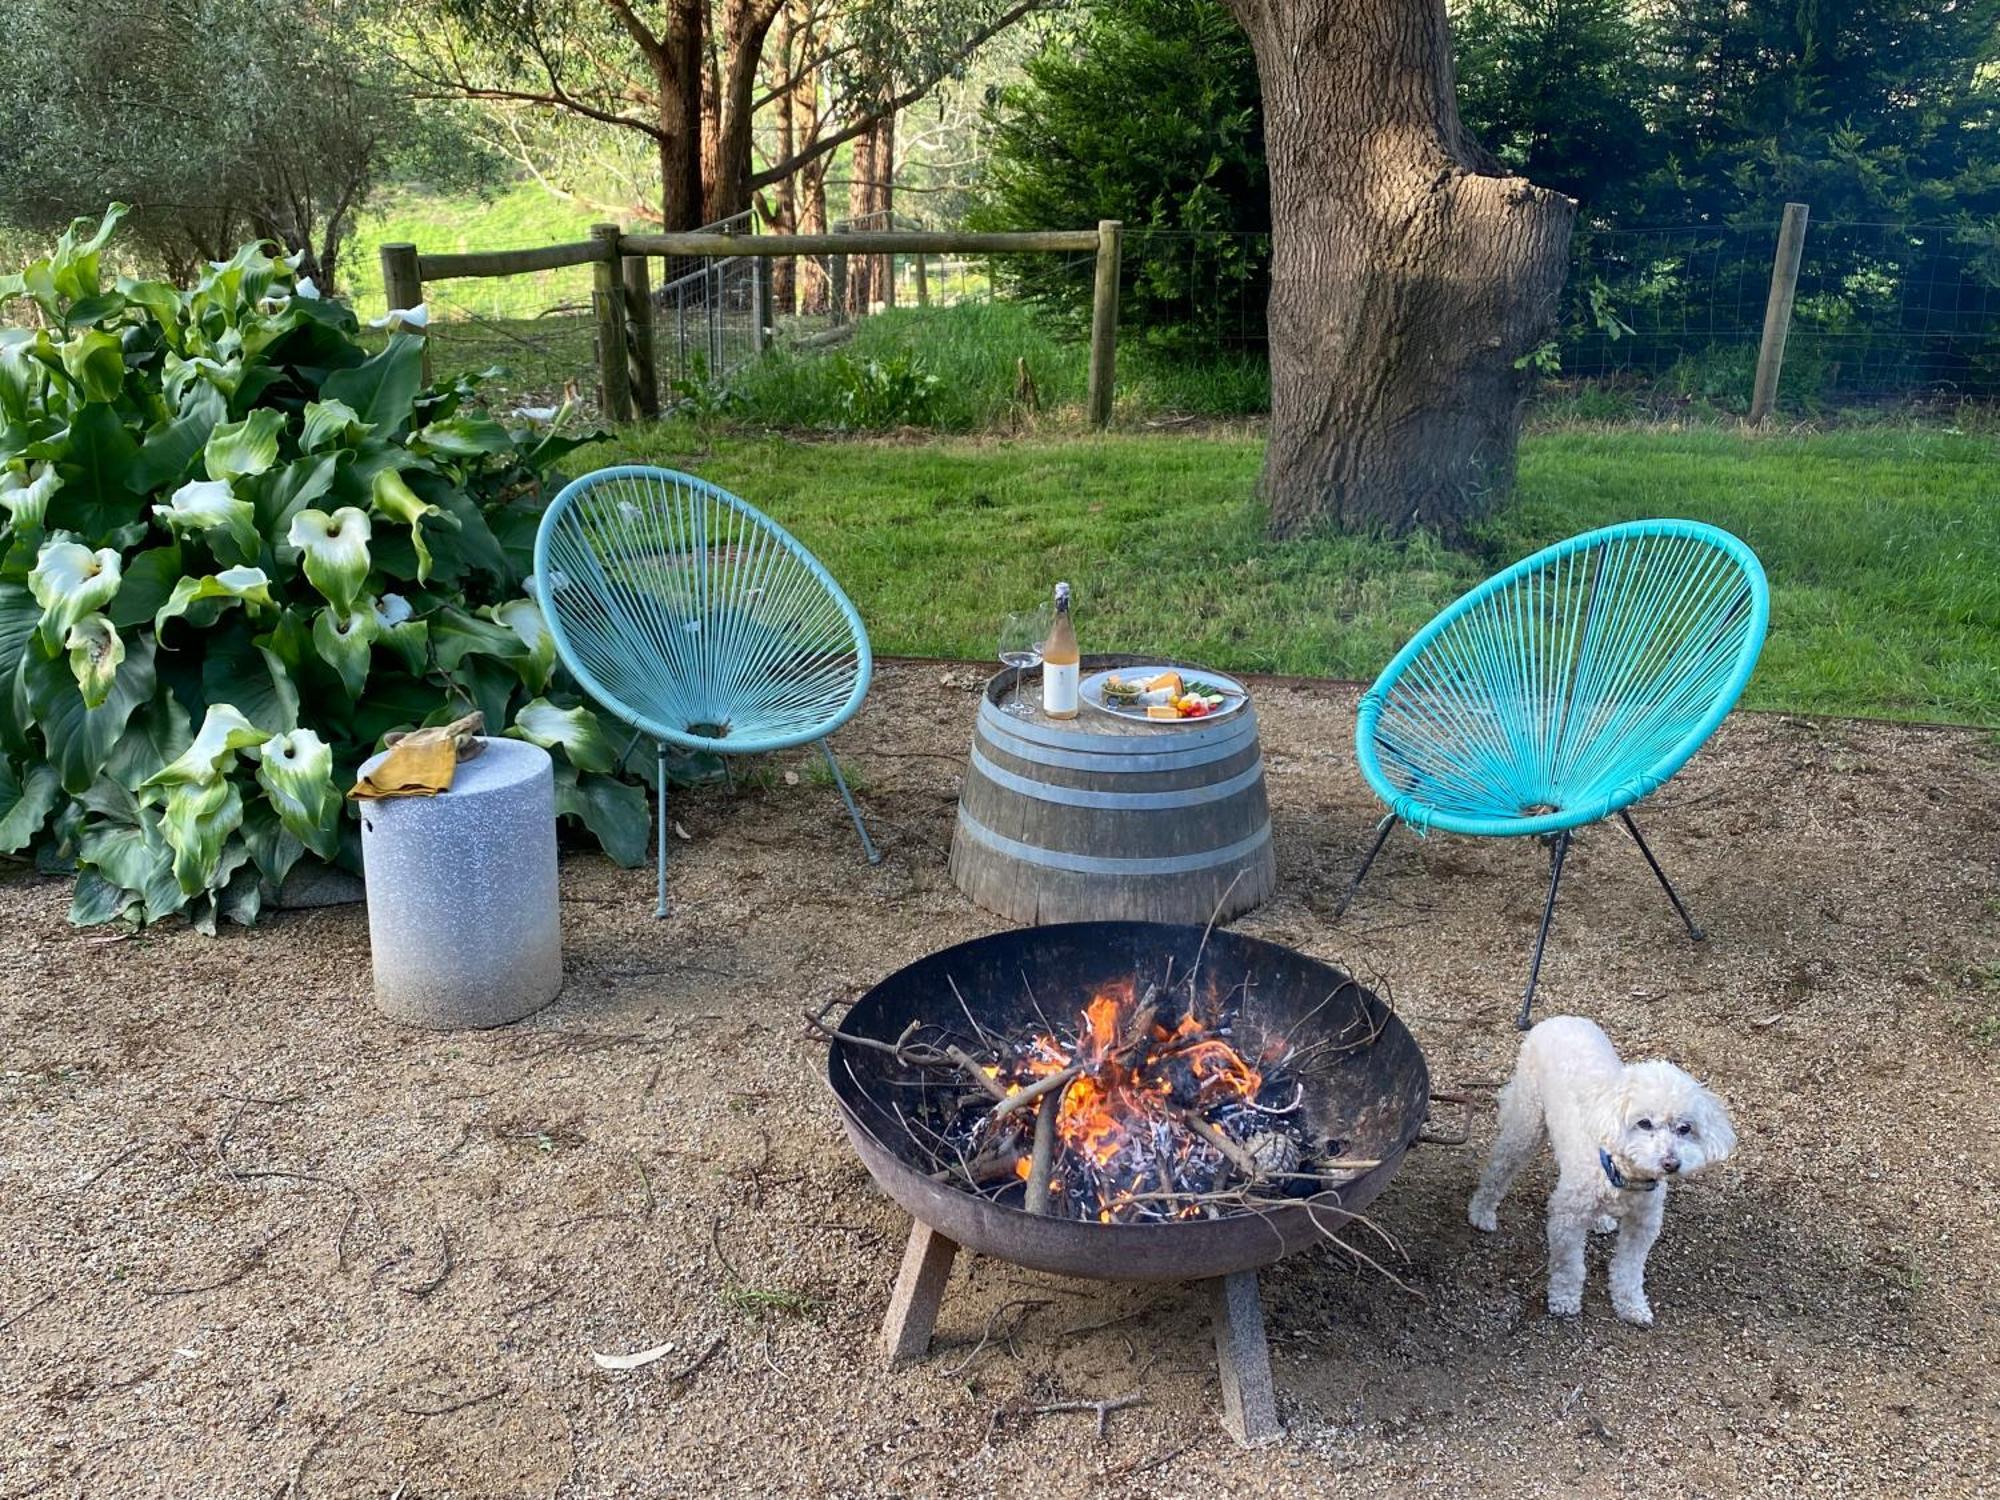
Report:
535,466,879,915
1340,519,1769,1027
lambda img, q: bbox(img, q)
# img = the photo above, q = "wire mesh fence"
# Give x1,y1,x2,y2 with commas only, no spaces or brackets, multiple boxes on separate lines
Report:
394,208,2000,422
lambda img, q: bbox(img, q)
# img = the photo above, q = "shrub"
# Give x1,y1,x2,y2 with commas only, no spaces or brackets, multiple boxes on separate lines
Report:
0,207,646,930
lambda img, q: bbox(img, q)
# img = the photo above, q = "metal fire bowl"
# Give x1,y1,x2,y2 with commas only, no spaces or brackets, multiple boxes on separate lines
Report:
829,921,1430,1283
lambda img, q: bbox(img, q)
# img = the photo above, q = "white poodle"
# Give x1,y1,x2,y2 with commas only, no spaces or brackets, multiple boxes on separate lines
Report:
1468,1015,1736,1326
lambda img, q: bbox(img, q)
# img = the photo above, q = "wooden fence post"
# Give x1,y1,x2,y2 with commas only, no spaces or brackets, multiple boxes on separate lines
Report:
914,252,930,308
830,225,849,325
590,224,634,423
622,252,659,418
1749,202,1810,425
752,256,770,355
378,242,430,382
1086,219,1124,428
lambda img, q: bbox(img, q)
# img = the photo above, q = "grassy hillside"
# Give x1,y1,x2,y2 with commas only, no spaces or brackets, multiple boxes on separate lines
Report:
344,184,598,319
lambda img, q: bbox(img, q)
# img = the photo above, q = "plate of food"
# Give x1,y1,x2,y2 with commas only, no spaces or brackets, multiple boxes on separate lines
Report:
1084,666,1250,723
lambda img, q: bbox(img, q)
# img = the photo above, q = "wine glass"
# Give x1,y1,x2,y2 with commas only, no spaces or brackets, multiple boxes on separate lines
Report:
998,608,1049,717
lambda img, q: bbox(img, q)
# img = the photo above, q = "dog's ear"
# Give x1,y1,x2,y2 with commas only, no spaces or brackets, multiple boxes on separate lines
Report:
1688,1084,1737,1165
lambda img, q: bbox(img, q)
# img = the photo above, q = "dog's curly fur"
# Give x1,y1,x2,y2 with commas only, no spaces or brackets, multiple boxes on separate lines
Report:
1468,1015,1736,1326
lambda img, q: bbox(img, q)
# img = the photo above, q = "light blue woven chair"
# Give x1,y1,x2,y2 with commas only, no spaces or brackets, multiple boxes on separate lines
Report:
534,466,878,915
1337,519,1769,1027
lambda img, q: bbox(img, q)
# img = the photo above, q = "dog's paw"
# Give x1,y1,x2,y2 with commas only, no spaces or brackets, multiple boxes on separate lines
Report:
1547,1288,1583,1318
1468,1201,1498,1233
1613,1297,1654,1327
1591,1215,1618,1236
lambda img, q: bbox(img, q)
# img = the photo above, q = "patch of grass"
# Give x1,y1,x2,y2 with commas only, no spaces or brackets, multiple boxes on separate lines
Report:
575,424,2000,724
345,184,597,318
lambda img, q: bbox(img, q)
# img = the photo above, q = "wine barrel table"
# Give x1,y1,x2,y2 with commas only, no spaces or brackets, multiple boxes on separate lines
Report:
949,654,1276,925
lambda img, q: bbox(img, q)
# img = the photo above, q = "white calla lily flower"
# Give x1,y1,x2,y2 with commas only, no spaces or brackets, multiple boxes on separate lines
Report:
486,597,556,693
144,704,270,788
0,466,60,530
63,614,124,708
29,540,123,649
311,603,380,697
368,303,429,329
154,477,259,557
372,592,414,628
510,698,616,773
295,276,321,301
256,727,340,859
287,507,373,611
153,566,275,632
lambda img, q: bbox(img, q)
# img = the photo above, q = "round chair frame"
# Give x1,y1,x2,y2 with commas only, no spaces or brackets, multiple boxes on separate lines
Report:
1340,518,1770,1026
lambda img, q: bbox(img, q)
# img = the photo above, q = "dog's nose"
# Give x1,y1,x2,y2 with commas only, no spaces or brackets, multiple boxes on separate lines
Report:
1663,1156,1681,1174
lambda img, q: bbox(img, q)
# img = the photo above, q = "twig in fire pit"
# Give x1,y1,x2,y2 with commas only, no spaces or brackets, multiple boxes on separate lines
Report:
1023,1096,1059,1215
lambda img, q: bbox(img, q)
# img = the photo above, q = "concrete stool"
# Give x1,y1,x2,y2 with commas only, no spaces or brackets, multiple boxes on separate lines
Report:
358,737,563,1028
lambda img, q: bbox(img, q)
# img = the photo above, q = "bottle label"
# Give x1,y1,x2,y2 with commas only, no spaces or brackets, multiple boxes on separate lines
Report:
1043,660,1080,717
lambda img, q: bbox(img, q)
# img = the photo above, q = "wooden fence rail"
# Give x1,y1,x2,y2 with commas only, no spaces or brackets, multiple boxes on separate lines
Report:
378,222,1122,427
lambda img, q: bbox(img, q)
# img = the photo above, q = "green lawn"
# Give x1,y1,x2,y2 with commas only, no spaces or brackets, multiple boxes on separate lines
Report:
575,424,2000,725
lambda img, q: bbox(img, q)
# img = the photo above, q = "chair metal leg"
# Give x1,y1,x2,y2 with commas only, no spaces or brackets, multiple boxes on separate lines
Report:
1618,810,1705,942
1333,815,1396,921
821,740,880,865
655,740,670,919
1517,829,1572,1031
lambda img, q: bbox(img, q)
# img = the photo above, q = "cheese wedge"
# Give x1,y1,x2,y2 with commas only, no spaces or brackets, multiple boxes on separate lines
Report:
1144,671,1184,696
1145,705,1181,720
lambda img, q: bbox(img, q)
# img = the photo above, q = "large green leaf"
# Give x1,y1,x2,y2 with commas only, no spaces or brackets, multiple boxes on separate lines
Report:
0,759,60,852
428,606,522,672
77,806,187,922
320,335,423,435
108,543,184,629
414,413,512,458
261,451,339,540
104,684,192,789
554,764,649,868
0,581,37,683
202,622,299,735
21,633,158,794
240,797,305,892
48,402,142,538
128,384,225,496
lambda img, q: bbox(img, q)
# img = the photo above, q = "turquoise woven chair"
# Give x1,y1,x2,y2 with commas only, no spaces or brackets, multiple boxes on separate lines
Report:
1338,519,1769,1028
534,466,878,915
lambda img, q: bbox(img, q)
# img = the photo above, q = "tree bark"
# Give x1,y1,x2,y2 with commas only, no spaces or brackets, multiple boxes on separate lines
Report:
1224,0,1575,537
655,0,708,231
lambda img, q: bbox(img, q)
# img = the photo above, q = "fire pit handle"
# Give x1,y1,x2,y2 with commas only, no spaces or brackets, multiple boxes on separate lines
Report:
1417,1089,1474,1147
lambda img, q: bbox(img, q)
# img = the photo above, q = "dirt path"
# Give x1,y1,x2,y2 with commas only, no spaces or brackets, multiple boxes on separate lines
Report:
2,664,1996,1498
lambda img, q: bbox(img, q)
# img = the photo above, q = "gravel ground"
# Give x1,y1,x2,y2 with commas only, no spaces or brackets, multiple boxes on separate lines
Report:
2,663,1996,1499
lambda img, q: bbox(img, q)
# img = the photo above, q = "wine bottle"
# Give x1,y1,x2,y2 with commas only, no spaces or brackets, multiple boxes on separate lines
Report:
1042,582,1080,719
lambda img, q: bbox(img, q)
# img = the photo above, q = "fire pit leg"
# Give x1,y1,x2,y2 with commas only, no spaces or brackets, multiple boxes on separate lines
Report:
882,1219,958,1368
1210,1271,1282,1446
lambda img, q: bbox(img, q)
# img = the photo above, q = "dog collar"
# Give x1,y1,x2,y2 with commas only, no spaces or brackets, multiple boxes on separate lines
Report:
1600,1149,1658,1192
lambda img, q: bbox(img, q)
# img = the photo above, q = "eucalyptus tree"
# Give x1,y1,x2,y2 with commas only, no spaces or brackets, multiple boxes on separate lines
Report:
396,0,1049,230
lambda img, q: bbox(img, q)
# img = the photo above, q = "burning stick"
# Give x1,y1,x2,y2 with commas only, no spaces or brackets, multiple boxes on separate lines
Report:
1023,1093,1060,1215
990,1063,1083,1121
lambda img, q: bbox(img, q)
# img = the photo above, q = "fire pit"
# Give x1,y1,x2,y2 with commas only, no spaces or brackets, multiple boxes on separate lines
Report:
822,921,1431,1444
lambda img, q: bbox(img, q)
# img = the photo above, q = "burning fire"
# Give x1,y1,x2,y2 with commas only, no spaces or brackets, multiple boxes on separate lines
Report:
987,977,1281,1223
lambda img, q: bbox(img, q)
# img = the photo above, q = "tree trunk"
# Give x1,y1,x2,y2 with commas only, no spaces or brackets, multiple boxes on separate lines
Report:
1225,0,1574,537
846,125,875,312
655,0,708,231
